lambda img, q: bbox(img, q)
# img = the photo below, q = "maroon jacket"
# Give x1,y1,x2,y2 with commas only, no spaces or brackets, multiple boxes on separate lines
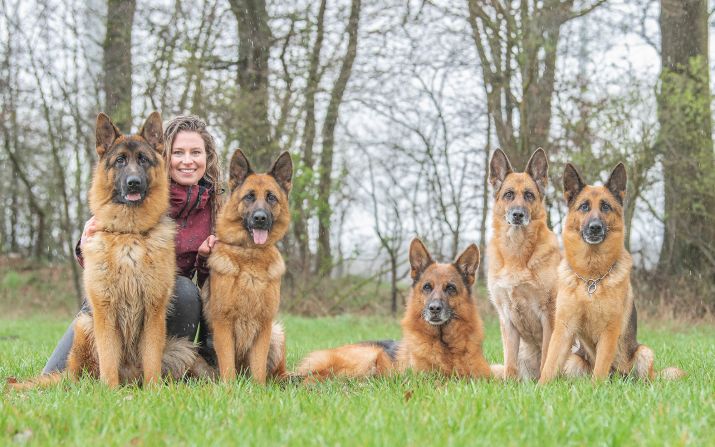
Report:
76,180,215,287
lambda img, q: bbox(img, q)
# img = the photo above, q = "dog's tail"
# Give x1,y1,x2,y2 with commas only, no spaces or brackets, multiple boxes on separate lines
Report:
295,341,397,383
658,367,687,380
162,337,218,380
6,372,64,391
633,344,686,381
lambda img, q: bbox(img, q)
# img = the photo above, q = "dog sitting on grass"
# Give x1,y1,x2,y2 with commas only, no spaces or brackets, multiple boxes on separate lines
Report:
539,163,685,383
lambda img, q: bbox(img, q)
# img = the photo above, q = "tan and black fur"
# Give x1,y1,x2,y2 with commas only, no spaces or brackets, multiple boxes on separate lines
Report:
202,149,291,384
487,148,560,380
10,112,209,390
297,239,492,381
539,163,685,383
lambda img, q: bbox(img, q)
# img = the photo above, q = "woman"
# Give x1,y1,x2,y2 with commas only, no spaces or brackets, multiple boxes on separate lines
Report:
42,115,222,373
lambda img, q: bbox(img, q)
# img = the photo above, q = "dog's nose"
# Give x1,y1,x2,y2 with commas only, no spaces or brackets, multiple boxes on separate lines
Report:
127,176,142,188
428,301,443,314
588,220,603,234
253,210,268,225
511,210,524,220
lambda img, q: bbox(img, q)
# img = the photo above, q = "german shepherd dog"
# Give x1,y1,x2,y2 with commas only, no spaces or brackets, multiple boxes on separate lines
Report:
296,239,492,381
202,149,291,384
9,112,208,390
487,148,560,380
539,163,685,383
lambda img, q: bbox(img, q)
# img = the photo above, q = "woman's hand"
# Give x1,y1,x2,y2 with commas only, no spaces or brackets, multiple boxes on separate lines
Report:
79,216,99,248
198,235,218,257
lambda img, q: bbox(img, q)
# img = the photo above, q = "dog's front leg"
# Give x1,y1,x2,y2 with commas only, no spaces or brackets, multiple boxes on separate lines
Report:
141,303,167,386
504,321,521,379
538,318,574,384
93,306,121,387
249,322,272,384
67,319,94,381
539,315,553,378
212,318,237,381
592,326,620,381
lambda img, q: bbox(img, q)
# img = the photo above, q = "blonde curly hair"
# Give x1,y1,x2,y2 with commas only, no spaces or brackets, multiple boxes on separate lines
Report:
163,115,223,227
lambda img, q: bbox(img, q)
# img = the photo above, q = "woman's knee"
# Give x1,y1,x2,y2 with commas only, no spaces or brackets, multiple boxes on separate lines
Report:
167,276,202,339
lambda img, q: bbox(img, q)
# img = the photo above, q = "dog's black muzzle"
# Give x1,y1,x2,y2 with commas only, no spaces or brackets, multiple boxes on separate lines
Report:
582,217,606,244
245,208,273,232
506,206,530,226
422,299,452,326
114,174,148,205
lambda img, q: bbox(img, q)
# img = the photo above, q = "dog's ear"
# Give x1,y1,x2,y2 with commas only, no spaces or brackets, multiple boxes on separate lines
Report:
229,149,253,190
139,112,164,153
409,239,434,282
269,151,293,193
96,113,121,157
525,148,549,197
489,149,513,194
605,162,627,205
454,244,480,287
563,163,586,206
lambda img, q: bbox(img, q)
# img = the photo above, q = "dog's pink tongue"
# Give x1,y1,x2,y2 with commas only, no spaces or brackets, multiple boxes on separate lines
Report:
125,192,141,201
253,229,269,245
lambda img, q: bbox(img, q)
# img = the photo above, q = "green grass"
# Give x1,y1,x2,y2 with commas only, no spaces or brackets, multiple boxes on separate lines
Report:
1,315,714,446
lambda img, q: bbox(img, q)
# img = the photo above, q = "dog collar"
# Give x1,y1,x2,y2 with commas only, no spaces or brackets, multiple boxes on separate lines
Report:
570,262,616,298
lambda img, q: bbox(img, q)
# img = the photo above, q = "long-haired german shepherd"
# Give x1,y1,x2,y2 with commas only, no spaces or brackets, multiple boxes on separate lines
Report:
539,163,685,383
10,112,208,390
202,149,292,384
487,148,560,379
296,239,492,380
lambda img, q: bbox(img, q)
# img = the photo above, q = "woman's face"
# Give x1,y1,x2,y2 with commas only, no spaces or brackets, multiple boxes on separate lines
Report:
170,131,207,186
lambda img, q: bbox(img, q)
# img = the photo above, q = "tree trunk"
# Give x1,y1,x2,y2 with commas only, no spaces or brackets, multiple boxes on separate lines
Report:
229,0,274,168
103,0,135,131
315,0,361,275
293,0,327,278
657,0,715,287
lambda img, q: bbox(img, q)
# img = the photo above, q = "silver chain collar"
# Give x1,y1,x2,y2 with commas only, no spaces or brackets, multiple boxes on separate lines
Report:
571,262,616,298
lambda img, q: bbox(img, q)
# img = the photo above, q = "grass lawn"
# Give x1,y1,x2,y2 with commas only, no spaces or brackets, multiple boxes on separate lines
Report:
1,315,714,446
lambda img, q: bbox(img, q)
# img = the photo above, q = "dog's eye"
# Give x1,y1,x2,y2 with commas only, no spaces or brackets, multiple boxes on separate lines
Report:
445,284,457,295
600,201,611,212
266,192,278,204
137,154,148,165
115,156,126,167
422,283,433,293
243,192,256,202
579,201,590,212
503,191,514,200
524,191,535,201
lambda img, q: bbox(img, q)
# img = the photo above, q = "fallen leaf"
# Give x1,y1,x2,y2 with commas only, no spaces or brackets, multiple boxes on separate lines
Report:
404,390,414,402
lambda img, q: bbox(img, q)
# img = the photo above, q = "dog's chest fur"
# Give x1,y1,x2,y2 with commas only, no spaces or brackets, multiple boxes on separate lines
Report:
205,244,285,349
81,216,176,363
557,255,635,369
398,304,488,376
488,227,558,346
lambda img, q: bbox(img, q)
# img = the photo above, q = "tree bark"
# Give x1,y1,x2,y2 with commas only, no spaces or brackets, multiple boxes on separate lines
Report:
103,0,135,131
657,0,715,285
229,0,275,168
293,0,327,277
316,0,361,275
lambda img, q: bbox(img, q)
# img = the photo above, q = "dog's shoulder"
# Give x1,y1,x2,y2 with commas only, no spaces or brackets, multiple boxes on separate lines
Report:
207,244,242,276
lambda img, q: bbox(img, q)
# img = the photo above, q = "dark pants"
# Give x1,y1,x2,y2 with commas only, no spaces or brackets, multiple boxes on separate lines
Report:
42,276,205,374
